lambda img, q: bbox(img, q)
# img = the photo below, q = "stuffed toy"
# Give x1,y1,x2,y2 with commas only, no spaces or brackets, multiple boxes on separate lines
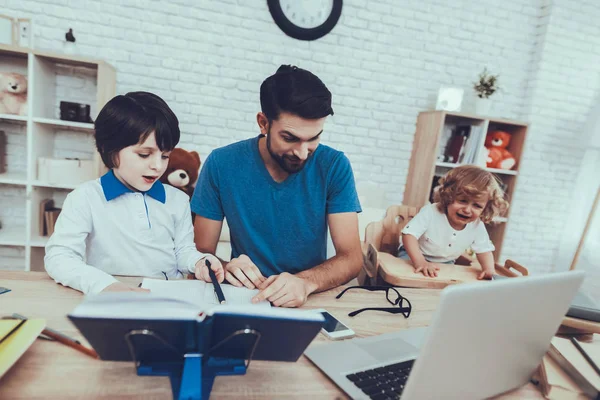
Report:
0,72,28,116
484,130,516,170
160,148,201,197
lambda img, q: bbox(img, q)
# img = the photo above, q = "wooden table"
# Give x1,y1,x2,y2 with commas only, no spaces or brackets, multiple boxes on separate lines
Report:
0,271,543,399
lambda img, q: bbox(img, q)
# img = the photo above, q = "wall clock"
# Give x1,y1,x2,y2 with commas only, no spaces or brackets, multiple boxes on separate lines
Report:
267,0,343,41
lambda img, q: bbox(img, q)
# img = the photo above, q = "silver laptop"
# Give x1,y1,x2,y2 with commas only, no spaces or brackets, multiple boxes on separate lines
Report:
305,271,584,400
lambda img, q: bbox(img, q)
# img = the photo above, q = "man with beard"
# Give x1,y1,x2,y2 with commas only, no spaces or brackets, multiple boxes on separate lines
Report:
191,65,362,307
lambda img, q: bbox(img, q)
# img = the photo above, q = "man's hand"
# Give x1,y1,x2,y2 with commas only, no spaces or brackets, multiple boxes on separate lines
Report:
225,254,266,289
478,268,495,280
414,261,440,278
252,272,313,308
102,282,150,292
194,255,224,283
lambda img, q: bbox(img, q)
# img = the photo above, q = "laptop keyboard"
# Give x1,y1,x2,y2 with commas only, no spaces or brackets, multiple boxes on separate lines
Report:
346,359,414,400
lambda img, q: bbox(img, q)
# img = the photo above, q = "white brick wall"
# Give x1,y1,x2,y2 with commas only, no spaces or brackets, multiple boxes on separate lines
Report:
1,0,599,273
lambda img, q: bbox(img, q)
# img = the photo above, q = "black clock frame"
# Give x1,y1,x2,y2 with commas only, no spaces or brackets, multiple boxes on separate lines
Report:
267,0,343,41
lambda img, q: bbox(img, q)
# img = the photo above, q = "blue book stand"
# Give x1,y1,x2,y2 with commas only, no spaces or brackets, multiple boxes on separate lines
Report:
124,326,261,400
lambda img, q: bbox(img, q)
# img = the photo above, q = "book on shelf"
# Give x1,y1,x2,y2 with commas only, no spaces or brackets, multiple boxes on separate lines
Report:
548,336,600,399
0,131,5,174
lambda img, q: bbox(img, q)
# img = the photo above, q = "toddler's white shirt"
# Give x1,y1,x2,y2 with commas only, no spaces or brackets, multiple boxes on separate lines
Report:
401,203,494,263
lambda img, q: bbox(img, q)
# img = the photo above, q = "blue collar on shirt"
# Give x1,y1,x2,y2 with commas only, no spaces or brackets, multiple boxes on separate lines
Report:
100,170,166,203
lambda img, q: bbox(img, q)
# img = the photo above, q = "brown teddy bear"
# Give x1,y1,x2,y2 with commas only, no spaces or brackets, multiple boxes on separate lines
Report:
484,130,516,170
160,148,201,197
0,72,28,116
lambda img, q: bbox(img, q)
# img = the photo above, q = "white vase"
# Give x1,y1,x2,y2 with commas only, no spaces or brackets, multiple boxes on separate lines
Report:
474,97,491,116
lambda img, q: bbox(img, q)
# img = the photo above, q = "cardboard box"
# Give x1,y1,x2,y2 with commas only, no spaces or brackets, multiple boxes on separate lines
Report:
37,157,96,185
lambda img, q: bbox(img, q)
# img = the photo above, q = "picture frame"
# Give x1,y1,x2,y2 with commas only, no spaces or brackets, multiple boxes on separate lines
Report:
17,18,32,48
0,14,15,46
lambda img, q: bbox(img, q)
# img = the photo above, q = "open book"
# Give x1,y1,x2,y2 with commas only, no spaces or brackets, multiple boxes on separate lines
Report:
548,336,600,399
68,290,324,362
141,278,271,310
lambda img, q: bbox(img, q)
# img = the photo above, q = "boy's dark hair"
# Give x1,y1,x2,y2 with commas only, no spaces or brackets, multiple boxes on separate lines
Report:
94,91,180,168
260,65,334,121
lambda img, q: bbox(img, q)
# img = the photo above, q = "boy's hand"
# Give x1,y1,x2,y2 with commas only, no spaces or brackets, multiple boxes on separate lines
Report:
102,282,150,292
478,268,495,280
195,255,224,283
414,261,440,278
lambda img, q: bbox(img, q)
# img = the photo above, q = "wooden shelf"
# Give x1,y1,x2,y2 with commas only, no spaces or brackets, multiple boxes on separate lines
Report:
485,167,518,176
0,172,27,186
33,117,94,131
0,114,27,122
0,227,26,246
405,110,529,261
31,180,80,190
435,162,518,176
30,234,49,248
422,110,529,127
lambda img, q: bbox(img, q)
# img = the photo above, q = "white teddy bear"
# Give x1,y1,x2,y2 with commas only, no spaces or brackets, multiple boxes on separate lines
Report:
0,72,28,116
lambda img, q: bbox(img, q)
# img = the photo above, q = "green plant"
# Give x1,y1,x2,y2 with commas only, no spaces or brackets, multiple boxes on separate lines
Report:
473,68,499,99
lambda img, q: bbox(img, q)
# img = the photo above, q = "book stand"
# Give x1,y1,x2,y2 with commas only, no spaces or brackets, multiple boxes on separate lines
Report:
124,325,261,400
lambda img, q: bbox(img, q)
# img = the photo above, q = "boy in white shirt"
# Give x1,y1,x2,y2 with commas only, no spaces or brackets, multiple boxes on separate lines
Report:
45,92,223,294
400,165,509,279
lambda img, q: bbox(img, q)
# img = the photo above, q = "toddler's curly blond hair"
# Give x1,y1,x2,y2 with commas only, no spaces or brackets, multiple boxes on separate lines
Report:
433,165,509,223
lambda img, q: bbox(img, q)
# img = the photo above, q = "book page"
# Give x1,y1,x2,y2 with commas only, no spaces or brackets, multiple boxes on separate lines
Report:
142,279,271,309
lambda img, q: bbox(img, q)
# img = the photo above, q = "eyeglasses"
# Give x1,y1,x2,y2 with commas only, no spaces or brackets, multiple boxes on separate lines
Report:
336,286,412,318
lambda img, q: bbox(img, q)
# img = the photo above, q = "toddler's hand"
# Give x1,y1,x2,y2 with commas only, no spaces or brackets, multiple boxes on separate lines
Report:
195,255,224,283
102,282,150,292
478,268,495,280
414,262,440,278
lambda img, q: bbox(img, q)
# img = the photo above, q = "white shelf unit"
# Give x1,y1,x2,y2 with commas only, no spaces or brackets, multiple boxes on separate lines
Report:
0,44,115,272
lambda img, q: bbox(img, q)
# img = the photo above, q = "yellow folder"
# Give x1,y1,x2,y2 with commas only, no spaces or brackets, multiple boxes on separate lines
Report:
0,319,46,378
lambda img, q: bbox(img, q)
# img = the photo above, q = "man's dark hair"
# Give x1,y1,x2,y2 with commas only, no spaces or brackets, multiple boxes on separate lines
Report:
260,65,334,121
94,91,180,168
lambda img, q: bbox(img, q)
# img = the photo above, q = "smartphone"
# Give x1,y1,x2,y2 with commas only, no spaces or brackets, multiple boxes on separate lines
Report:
315,308,355,340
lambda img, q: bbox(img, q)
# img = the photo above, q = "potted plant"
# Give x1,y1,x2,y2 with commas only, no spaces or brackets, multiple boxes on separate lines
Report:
473,68,499,115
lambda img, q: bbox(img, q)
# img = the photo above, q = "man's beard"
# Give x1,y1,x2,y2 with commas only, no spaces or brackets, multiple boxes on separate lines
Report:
266,132,310,174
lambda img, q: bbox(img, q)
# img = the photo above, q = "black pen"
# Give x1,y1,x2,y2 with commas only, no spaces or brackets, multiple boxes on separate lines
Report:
206,259,226,304
571,337,600,376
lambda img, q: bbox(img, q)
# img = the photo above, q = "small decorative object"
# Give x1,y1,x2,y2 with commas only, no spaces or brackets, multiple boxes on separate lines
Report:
473,68,499,115
484,130,516,170
159,148,201,197
60,101,92,123
37,157,96,185
435,86,464,112
267,0,343,41
63,28,76,54
0,72,28,116
17,18,31,48
0,14,14,45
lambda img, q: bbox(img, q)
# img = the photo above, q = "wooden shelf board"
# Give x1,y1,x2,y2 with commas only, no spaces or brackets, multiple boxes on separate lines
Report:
434,162,518,176
0,172,27,186
0,114,27,122
0,227,26,246
31,180,79,190
30,234,49,248
33,117,94,131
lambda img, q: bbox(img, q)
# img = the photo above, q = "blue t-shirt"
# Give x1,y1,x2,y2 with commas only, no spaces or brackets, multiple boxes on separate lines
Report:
191,135,362,276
